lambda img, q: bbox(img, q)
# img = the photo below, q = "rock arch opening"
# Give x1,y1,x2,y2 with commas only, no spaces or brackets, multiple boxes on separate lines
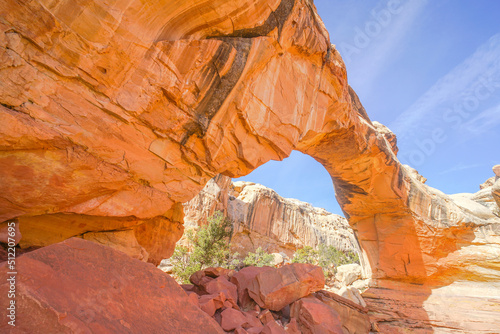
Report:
183,150,362,265
236,150,343,216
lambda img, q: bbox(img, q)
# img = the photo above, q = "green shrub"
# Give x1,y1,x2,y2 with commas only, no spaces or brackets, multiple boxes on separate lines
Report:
343,250,360,265
170,210,361,284
317,244,359,277
243,247,274,267
171,245,200,282
292,246,318,265
292,245,360,280
171,211,233,283
189,211,233,268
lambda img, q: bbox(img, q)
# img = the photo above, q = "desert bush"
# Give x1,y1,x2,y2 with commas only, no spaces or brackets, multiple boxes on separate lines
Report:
171,245,200,282
292,245,360,279
317,244,359,277
243,247,274,267
171,211,233,283
189,211,233,268
292,246,318,265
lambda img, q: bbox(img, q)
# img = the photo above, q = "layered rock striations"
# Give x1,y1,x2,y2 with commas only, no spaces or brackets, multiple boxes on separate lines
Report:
1,0,500,331
183,175,360,257
363,170,500,332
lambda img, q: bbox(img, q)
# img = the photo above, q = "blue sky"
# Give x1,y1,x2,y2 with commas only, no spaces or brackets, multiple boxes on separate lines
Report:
236,0,500,216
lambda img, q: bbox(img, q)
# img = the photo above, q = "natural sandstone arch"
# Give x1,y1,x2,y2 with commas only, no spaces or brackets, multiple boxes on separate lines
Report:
2,0,500,330
1,0,500,321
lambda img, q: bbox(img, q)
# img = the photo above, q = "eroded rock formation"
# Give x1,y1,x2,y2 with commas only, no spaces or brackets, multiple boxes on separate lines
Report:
0,0,339,264
183,175,359,257
1,0,500,331
362,170,500,332
0,238,224,333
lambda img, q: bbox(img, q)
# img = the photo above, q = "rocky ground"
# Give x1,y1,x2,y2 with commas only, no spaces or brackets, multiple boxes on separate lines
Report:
181,264,370,333
0,238,371,333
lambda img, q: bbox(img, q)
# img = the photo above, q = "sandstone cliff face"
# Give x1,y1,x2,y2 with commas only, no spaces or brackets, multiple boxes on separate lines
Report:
183,175,360,257
363,170,500,332
1,0,500,331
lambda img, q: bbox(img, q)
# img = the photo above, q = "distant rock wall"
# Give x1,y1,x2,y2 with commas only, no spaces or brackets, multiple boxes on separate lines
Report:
183,175,360,257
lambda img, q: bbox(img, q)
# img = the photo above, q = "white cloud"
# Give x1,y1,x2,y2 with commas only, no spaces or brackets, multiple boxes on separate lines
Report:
390,33,500,142
346,0,428,92
462,102,500,134
439,163,483,175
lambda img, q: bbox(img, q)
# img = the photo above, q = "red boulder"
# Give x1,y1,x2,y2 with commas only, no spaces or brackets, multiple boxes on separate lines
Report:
290,297,343,334
230,266,274,310
199,292,226,316
205,275,239,304
0,238,223,333
247,263,325,311
221,308,252,331
261,320,287,334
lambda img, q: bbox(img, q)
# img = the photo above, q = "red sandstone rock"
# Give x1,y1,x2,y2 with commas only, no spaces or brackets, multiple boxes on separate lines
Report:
191,266,235,285
245,312,264,328
247,326,265,334
0,238,223,333
231,266,274,310
235,328,250,334
290,298,343,334
204,276,239,304
0,0,497,289
247,263,325,311
261,320,287,334
284,318,301,334
187,292,200,307
192,275,215,290
223,300,238,310
259,309,276,325
221,308,247,331
17,213,183,265
206,267,236,279
199,292,226,317
181,283,196,292
82,229,150,261
1,0,500,331
245,309,261,318
278,304,291,320
315,290,370,334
